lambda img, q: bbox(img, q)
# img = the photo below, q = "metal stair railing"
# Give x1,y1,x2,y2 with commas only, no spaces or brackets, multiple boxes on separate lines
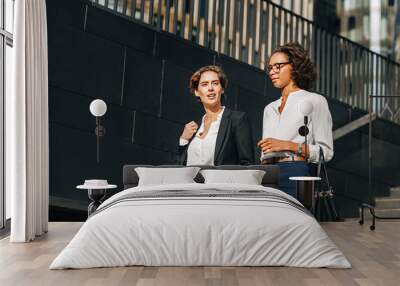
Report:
90,0,400,126
358,95,400,230
332,113,377,141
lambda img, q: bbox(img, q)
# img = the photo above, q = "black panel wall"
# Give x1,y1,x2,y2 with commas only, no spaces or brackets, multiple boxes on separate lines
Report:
47,0,400,220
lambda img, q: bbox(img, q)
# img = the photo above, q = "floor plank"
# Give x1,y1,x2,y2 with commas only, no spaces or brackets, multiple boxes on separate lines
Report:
1,221,400,286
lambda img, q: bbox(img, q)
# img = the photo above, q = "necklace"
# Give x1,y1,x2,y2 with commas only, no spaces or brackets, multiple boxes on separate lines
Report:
199,107,223,137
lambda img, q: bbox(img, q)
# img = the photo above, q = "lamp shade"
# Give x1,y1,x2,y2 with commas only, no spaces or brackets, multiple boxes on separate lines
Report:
298,100,313,116
89,99,107,117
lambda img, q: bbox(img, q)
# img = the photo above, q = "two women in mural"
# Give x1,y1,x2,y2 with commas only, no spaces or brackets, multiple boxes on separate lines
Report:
177,42,334,197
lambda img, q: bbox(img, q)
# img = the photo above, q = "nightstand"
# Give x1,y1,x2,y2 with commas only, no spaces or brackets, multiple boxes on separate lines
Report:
289,176,321,211
76,180,117,216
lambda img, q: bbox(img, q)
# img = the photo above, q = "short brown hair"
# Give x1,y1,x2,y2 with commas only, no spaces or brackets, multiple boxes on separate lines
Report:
269,42,316,90
189,65,228,94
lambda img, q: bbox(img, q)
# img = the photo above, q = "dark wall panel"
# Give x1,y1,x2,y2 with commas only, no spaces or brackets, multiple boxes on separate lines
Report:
328,168,369,217
103,106,135,142
331,132,364,168
236,86,269,162
216,55,271,96
49,86,94,131
123,49,162,115
50,124,101,202
328,100,351,129
222,83,238,110
85,6,155,55
156,33,216,70
50,123,173,202
46,0,85,29
369,119,400,146
370,137,400,186
133,111,182,154
50,86,134,142
328,165,390,215
161,61,203,123
332,130,400,188
48,26,125,104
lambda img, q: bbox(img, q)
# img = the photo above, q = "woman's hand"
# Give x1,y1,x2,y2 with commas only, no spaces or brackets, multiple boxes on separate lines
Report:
180,121,199,141
257,138,295,153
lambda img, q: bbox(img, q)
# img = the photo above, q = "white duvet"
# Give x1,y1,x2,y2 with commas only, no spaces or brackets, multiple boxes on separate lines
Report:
50,183,351,269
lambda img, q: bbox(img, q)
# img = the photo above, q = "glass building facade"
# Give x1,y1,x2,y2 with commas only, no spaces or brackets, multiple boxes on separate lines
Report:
337,0,398,61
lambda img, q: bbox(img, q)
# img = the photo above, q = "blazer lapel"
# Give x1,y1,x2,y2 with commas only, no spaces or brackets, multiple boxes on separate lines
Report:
214,108,231,163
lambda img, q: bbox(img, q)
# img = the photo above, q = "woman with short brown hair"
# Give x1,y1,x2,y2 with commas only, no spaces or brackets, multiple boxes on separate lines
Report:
178,65,254,166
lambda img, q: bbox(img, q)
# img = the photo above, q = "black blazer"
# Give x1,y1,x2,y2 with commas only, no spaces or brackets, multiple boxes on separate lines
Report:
178,108,254,165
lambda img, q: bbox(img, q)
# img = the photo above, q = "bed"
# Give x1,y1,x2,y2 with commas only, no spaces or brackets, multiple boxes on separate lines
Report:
50,165,350,269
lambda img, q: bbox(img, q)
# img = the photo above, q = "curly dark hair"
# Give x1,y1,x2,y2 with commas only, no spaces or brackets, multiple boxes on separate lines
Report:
189,65,228,94
269,42,316,90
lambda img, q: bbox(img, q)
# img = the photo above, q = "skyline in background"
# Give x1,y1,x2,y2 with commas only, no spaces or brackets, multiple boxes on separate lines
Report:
274,0,400,63
337,0,398,62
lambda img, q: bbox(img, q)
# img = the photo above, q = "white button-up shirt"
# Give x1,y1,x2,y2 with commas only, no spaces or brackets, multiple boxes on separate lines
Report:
180,107,225,166
262,89,334,163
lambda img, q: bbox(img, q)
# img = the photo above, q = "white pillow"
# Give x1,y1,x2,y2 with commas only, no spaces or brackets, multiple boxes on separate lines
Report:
135,167,200,186
200,169,266,185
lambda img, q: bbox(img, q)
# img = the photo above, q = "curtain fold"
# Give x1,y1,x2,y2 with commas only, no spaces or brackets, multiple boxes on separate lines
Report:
7,0,49,242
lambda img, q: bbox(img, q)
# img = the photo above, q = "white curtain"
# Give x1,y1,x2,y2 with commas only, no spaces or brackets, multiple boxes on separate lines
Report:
6,0,49,242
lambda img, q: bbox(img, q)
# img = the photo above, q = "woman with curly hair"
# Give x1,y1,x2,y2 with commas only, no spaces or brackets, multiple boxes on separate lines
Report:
257,42,333,197
178,65,254,166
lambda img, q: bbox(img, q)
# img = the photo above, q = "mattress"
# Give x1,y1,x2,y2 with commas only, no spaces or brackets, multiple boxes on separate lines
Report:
50,183,351,269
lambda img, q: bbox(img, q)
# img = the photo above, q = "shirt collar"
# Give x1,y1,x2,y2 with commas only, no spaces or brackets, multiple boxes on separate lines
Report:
201,106,225,122
217,106,225,120
272,89,305,113
199,106,225,131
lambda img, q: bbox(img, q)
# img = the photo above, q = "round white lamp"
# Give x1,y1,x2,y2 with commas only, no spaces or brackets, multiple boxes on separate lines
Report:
90,99,107,117
89,99,107,163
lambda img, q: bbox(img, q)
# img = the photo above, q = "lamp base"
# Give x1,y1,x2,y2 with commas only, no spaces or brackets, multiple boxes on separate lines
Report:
95,125,106,136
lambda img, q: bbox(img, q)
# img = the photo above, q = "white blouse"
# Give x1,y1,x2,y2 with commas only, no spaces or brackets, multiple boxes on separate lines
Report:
180,107,225,166
262,89,334,163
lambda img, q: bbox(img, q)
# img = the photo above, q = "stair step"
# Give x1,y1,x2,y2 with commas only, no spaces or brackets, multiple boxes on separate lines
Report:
374,208,400,218
375,198,400,209
363,208,400,220
390,188,400,198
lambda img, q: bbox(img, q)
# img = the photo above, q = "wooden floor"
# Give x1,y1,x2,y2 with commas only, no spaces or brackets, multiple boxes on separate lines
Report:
1,220,399,286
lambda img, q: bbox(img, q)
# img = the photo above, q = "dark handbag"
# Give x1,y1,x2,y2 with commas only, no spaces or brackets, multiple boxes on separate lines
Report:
313,148,342,221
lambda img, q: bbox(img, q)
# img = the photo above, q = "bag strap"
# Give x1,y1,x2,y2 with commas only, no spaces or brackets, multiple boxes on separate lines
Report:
317,147,332,191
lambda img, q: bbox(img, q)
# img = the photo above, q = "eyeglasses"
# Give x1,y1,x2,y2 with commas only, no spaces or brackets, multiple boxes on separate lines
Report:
266,62,291,73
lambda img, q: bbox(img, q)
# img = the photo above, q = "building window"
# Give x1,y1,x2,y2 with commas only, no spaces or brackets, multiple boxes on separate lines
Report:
348,15,356,30
1,0,14,229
